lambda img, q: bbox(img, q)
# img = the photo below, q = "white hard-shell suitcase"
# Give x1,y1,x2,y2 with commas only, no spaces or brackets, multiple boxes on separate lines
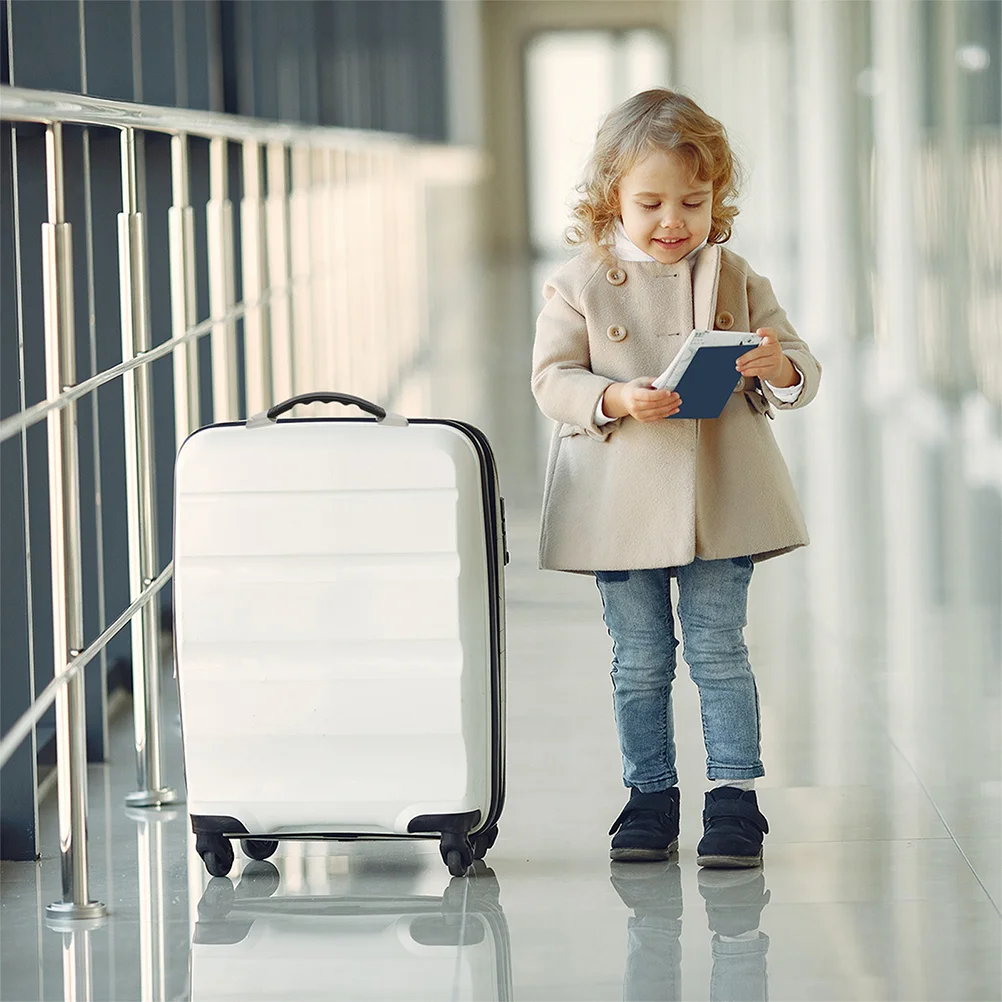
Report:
189,861,512,1001
173,393,507,877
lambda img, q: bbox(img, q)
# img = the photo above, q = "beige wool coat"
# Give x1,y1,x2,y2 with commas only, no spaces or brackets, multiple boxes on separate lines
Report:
531,242,821,573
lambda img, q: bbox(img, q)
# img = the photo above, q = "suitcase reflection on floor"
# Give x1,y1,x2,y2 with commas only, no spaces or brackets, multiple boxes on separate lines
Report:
189,856,512,1001
611,861,770,1002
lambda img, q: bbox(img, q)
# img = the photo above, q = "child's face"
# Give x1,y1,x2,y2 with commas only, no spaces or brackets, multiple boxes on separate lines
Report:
617,150,713,264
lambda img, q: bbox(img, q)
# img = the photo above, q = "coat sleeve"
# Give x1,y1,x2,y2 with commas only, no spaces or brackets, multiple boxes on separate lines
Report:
531,281,621,440
746,270,821,410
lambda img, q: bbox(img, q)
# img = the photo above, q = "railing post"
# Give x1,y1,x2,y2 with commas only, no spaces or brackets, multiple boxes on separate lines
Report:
42,122,107,923
240,139,271,415
168,132,200,449
118,127,179,810
353,151,381,401
265,142,294,403
367,150,390,401
319,148,339,392
207,137,238,422
328,148,352,393
310,148,331,390
289,146,315,401
397,148,425,393
342,152,365,395
379,148,401,397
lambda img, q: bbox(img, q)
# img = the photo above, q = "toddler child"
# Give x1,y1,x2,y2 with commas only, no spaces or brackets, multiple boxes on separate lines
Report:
531,89,820,867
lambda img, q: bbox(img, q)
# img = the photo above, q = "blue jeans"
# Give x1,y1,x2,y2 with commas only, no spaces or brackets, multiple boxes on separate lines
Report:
595,557,764,792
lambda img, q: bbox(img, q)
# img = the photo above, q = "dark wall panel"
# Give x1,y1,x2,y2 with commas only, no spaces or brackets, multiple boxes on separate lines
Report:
5,0,448,135
250,0,280,121
185,1,220,112
8,0,81,91
1,1,10,85
138,0,177,107
296,1,320,125
82,0,136,102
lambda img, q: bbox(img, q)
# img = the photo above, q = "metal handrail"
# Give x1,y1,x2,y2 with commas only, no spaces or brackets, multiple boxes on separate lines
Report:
0,564,173,769
0,85,413,148
0,297,261,443
2,84,480,923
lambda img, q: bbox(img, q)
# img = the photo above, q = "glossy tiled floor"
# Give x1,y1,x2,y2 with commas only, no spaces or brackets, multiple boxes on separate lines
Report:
1,266,1000,1001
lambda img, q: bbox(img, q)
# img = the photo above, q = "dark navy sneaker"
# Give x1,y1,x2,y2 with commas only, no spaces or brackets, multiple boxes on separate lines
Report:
609,788,680,861
696,788,769,868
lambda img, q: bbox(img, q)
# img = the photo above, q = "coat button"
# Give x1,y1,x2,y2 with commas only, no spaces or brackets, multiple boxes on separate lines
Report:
606,267,626,286
607,325,628,342
716,311,734,330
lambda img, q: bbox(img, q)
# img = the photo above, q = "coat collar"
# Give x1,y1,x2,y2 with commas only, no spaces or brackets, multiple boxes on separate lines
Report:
691,243,721,332
609,224,721,329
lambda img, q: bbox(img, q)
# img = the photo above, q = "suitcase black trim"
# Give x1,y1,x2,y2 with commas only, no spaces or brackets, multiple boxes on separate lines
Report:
408,809,481,835
176,414,507,854
411,417,506,837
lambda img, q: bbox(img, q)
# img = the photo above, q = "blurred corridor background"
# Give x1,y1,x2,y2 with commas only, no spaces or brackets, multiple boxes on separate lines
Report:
1,1,999,999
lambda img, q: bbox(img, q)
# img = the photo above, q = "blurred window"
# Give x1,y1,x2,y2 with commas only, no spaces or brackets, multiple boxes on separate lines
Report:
525,30,669,257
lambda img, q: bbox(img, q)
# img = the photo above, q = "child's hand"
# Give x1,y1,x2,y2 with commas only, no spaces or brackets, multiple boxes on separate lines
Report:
603,378,682,422
736,329,798,387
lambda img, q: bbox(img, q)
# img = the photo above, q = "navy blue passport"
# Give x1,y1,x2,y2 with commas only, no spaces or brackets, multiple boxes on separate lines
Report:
667,346,748,419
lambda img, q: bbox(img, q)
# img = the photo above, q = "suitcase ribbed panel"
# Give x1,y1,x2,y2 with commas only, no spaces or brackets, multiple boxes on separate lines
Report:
174,421,494,834
177,491,460,558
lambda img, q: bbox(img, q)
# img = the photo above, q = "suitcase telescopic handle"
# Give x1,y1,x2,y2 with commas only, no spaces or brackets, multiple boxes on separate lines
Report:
247,393,408,428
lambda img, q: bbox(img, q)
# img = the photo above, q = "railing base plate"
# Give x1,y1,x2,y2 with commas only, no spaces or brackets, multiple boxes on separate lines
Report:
45,901,108,925
125,805,181,824
125,787,180,808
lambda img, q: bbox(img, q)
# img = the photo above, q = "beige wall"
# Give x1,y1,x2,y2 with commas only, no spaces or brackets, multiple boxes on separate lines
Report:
479,0,676,258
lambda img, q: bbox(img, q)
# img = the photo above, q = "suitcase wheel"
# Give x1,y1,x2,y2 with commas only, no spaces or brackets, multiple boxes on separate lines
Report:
471,825,499,861
241,839,279,861
199,837,235,878
445,847,471,878
440,832,474,877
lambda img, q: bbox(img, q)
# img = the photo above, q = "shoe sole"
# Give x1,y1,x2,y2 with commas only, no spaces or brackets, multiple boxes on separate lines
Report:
610,839,678,862
696,852,762,869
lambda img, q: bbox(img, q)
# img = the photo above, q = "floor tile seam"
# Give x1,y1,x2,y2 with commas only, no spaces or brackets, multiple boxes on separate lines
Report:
801,619,1001,916
863,704,1002,917
751,836,961,846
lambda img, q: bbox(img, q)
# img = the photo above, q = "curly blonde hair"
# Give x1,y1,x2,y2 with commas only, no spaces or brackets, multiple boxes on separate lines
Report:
567,89,742,252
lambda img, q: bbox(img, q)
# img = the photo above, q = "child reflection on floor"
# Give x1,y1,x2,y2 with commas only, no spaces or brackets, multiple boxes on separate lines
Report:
610,861,771,1001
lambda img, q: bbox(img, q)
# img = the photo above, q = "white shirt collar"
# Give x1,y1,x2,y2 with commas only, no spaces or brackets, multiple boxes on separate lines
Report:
612,221,707,264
